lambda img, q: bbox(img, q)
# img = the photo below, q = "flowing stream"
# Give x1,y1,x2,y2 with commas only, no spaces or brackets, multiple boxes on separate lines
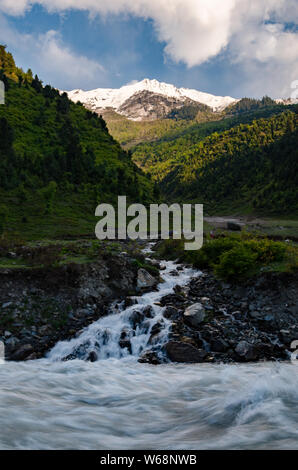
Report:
0,250,298,450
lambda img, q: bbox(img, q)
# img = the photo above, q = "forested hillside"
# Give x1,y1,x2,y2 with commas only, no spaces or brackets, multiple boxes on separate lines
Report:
132,104,293,176
161,111,298,214
0,46,154,239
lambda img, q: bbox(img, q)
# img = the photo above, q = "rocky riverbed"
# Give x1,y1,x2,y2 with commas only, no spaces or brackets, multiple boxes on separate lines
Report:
0,244,159,361
159,269,298,363
0,240,297,364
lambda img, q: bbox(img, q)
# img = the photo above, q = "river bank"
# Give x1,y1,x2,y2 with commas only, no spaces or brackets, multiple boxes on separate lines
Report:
0,241,298,450
0,240,160,361
0,239,297,364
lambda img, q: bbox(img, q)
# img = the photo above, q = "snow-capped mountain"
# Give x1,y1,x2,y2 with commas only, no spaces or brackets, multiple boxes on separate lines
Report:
65,78,238,120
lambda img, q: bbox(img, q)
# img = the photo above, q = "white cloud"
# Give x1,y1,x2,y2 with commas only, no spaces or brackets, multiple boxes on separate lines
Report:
39,30,105,88
0,13,106,89
0,0,297,96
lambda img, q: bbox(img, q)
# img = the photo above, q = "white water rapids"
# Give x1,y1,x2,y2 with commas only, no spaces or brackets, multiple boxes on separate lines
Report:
0,250,298,450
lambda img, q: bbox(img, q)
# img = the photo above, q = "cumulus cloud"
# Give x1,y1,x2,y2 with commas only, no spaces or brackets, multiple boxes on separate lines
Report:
0,13,106,89
0,0,297,95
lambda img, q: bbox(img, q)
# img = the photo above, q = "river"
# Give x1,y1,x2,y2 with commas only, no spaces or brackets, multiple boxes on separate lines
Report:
0,252,297,450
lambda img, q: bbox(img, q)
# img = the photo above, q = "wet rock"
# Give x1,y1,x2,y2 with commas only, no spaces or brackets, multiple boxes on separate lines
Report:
120,328,130,340
163,306,180,320
183,303,206,328
169,270,179,277
124,296,138,308
179,336,197,347
174,285,184,295
25,352,38,361
119,340,132,354
143,305,155,318
5,336,20,349
129,311,145,329
149,322,163,344
235,341,257,361
87,351,98,362
160,293,186,306
147,259,160,269
278,329,295,346
10,344,34,361
165,341,207,363
138,350,161,365
137,268,157,290
210,338,229,353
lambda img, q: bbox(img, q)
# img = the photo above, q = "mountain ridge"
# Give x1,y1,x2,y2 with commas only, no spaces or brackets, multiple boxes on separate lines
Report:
65,78,238,119
65,78,298,122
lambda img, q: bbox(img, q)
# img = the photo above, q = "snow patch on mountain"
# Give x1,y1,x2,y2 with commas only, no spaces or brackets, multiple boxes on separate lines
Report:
65,78,238,117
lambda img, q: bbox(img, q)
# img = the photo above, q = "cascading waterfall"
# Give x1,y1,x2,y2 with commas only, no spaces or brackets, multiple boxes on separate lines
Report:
48,256,196,362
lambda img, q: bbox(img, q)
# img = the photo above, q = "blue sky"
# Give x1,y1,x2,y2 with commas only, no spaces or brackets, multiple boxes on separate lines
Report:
0,1,297,98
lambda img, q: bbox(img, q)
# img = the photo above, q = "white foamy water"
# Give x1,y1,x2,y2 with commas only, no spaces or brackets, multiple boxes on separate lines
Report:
48,258,195,362
0,251,297,450
0,360,298,449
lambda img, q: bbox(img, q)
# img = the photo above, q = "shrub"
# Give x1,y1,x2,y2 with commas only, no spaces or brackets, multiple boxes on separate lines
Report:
191,237,237,267
244,239,286,264
155,239,184,260
214,245,258,280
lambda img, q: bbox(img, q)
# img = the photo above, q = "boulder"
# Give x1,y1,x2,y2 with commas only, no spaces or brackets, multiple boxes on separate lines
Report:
119,340,132,354
87,351,98,362
160,293,186,306
165,341,207,363
149,322,163,344
163,306,180,320
137,269,157,290
183,303,206,328
124,296,138,308
129,310,145,329
227,221,242,231
143,305,155,318
210,338,229,353
138,350,160,365
235,341,257,361
10,344,34,361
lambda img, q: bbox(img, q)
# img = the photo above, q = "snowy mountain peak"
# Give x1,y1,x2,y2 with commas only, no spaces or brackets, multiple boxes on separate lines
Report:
65,79,238,120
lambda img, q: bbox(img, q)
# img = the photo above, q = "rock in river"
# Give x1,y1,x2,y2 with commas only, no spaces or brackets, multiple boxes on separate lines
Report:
183,303,206,328
235,340,257,361
165,341,207,363
137,269,157,290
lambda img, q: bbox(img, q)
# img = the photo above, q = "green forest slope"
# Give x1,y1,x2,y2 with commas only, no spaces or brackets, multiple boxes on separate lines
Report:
0,46,154,240
160,111,298,215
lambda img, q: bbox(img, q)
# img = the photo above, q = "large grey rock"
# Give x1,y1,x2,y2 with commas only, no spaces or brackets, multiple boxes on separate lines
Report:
183,303,206,328
137,269,157,290
235,341,257,361
165,341,207,363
